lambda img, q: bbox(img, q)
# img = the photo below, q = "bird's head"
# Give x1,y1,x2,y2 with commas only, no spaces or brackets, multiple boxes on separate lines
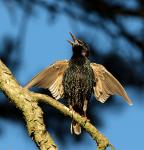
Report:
67,32,89,57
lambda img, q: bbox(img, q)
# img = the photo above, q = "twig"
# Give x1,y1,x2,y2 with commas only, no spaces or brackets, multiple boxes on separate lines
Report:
34,93,114,150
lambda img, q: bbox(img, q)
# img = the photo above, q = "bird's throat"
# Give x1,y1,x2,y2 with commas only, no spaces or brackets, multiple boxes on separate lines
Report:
70,55,87,66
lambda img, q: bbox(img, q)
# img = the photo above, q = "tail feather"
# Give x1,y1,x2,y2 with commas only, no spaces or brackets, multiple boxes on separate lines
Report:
71,120,81,135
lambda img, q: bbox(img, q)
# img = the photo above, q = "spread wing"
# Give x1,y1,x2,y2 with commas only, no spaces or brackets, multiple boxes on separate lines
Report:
24,60,69,100
91,63,132,105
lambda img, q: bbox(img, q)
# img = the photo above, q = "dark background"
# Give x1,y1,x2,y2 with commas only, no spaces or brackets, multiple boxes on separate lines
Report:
0,0,144,150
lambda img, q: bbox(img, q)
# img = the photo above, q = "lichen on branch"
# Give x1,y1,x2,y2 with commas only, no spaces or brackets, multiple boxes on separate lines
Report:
0,60,115,150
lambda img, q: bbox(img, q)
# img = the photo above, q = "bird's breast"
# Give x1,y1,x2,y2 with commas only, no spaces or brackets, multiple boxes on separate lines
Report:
62,60,94,107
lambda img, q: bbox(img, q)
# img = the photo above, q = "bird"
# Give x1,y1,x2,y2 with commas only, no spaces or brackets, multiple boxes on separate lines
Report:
24,32,133,135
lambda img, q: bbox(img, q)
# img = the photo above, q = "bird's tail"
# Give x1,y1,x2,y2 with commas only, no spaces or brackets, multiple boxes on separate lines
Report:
70,120,81,135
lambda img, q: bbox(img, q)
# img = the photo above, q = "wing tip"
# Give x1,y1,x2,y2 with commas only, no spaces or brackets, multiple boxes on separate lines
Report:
23,83,31,90
23,81,35,89
128,101,133,106
125,97,133,106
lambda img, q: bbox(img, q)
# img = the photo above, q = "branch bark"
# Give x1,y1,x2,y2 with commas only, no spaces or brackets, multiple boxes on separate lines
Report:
0,60,57,150
0,60,115,150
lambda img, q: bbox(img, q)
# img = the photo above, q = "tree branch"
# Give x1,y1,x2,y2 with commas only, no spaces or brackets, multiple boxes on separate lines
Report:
0,60,57,150
0,59,115,150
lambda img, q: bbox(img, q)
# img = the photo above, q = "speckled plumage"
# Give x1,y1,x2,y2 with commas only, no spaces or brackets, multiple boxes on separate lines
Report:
63,57,94,115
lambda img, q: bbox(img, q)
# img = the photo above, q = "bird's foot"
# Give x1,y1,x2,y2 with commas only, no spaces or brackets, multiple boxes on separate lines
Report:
69,105,73,111
69,105,75,118
83,114,90,124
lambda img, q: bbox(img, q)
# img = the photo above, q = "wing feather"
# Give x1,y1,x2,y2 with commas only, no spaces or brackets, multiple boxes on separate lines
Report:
24,60,68,100
91,63,132,105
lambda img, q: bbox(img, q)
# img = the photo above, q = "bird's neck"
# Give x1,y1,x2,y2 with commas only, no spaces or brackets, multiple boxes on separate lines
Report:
70,55,88,66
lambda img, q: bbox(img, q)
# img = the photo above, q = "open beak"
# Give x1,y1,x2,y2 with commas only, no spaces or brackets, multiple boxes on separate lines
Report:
67,32,79,46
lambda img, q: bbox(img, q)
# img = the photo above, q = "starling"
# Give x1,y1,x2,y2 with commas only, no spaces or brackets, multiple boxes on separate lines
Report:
24,32,133,135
